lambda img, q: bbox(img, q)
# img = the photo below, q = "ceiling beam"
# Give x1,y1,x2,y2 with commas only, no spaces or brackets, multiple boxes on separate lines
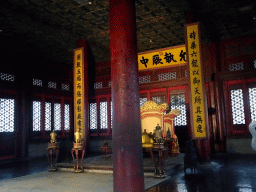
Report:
184,0,222,42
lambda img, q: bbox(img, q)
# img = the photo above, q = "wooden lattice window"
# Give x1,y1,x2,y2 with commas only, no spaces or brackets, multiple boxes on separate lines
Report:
45,102,51,131
139,76,151,84
230,89,246,125
111,101,113,129
54,103,61,131
90,103,97,129
33,79,43,86
0,73,14,82
229,62,244,72
152,95,166,105
62,84,70,91
33,101,41,131
94,82,103,89
0,99,15,132
100,102,108,129
48,82,57,89
158,72,176,81
170,94,187,126
249,87,256,122
140,97,147,106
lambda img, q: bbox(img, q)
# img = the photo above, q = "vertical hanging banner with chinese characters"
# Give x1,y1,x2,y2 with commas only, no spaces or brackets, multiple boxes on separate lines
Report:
74,48,85,140
138,45,187,71
185,22,208,139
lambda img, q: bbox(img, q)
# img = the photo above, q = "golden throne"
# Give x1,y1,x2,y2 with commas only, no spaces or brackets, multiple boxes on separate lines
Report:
140,100,180,155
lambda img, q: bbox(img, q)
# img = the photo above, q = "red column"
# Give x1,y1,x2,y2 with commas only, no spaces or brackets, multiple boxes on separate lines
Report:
77,39,89,151
110,0,144,191
147,90,151,101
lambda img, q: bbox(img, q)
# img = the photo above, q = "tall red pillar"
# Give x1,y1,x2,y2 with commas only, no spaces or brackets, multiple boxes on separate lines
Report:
77,39,89,151
109,0,144,191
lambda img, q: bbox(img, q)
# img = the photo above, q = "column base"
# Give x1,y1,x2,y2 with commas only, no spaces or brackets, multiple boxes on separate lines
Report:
74,167,84,173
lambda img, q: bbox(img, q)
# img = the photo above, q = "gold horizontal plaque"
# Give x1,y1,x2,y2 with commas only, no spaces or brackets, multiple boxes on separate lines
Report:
138,45,187,71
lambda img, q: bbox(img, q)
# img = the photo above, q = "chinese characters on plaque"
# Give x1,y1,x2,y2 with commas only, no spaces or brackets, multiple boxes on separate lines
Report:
138,45,187,71
186,23,208,139
74,48,85,139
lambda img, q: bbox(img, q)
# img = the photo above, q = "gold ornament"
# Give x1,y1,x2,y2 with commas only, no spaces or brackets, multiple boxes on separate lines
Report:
50,130,57,143
140,100,168,112
167,109,181,116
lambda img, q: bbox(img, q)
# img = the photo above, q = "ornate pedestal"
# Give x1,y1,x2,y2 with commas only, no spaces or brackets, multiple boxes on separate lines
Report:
71,142,85,173
46,142,59,171
150,147,168,178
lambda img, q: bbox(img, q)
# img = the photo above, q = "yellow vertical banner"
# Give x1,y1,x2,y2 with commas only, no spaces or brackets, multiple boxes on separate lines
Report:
74,48,85,139
186,23,208,139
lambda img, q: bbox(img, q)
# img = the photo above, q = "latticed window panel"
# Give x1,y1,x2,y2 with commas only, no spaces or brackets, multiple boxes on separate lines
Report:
108,81,112,87
111,101,113,129
61,84,70,91
54,103,61,131
0,73,14,82
0,99,15,132
100,102,108,129
158,72,176,81
64,104,70,131
254,60,256,69
152,96,166,105
139,76,151,84
33,79,43,86
184,70,188,78
140,98,147,106
170,94,187,126
48,82,57,89
249,87,256,122
229,62,244,71
94,82,103,89
90,103,97,129
33,101,41,131
230,89,245,124
45,102,51,131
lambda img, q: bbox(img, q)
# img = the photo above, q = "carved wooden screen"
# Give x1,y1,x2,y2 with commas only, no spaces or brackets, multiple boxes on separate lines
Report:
226,79,256,135
33,101,41,131
249,86,256,122
45,102,51,131
170,94,187,126
0,99,15,132
89,102,97,130
230,89,246,125
100,101,108,129
0,96,17,160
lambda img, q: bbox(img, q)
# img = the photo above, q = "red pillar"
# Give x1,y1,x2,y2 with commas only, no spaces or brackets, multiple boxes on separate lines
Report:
109,0,144,191
77,39,89,151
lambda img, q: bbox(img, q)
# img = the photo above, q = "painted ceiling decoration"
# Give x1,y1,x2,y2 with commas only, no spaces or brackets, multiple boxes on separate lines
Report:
1,0,256,65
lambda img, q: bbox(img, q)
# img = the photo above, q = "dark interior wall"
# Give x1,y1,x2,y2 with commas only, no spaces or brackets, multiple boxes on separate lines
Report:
0,35,74,160
0,35,73,83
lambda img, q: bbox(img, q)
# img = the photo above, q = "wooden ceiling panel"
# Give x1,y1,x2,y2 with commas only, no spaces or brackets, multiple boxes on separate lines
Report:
1,0,256,64
57,0,79,10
